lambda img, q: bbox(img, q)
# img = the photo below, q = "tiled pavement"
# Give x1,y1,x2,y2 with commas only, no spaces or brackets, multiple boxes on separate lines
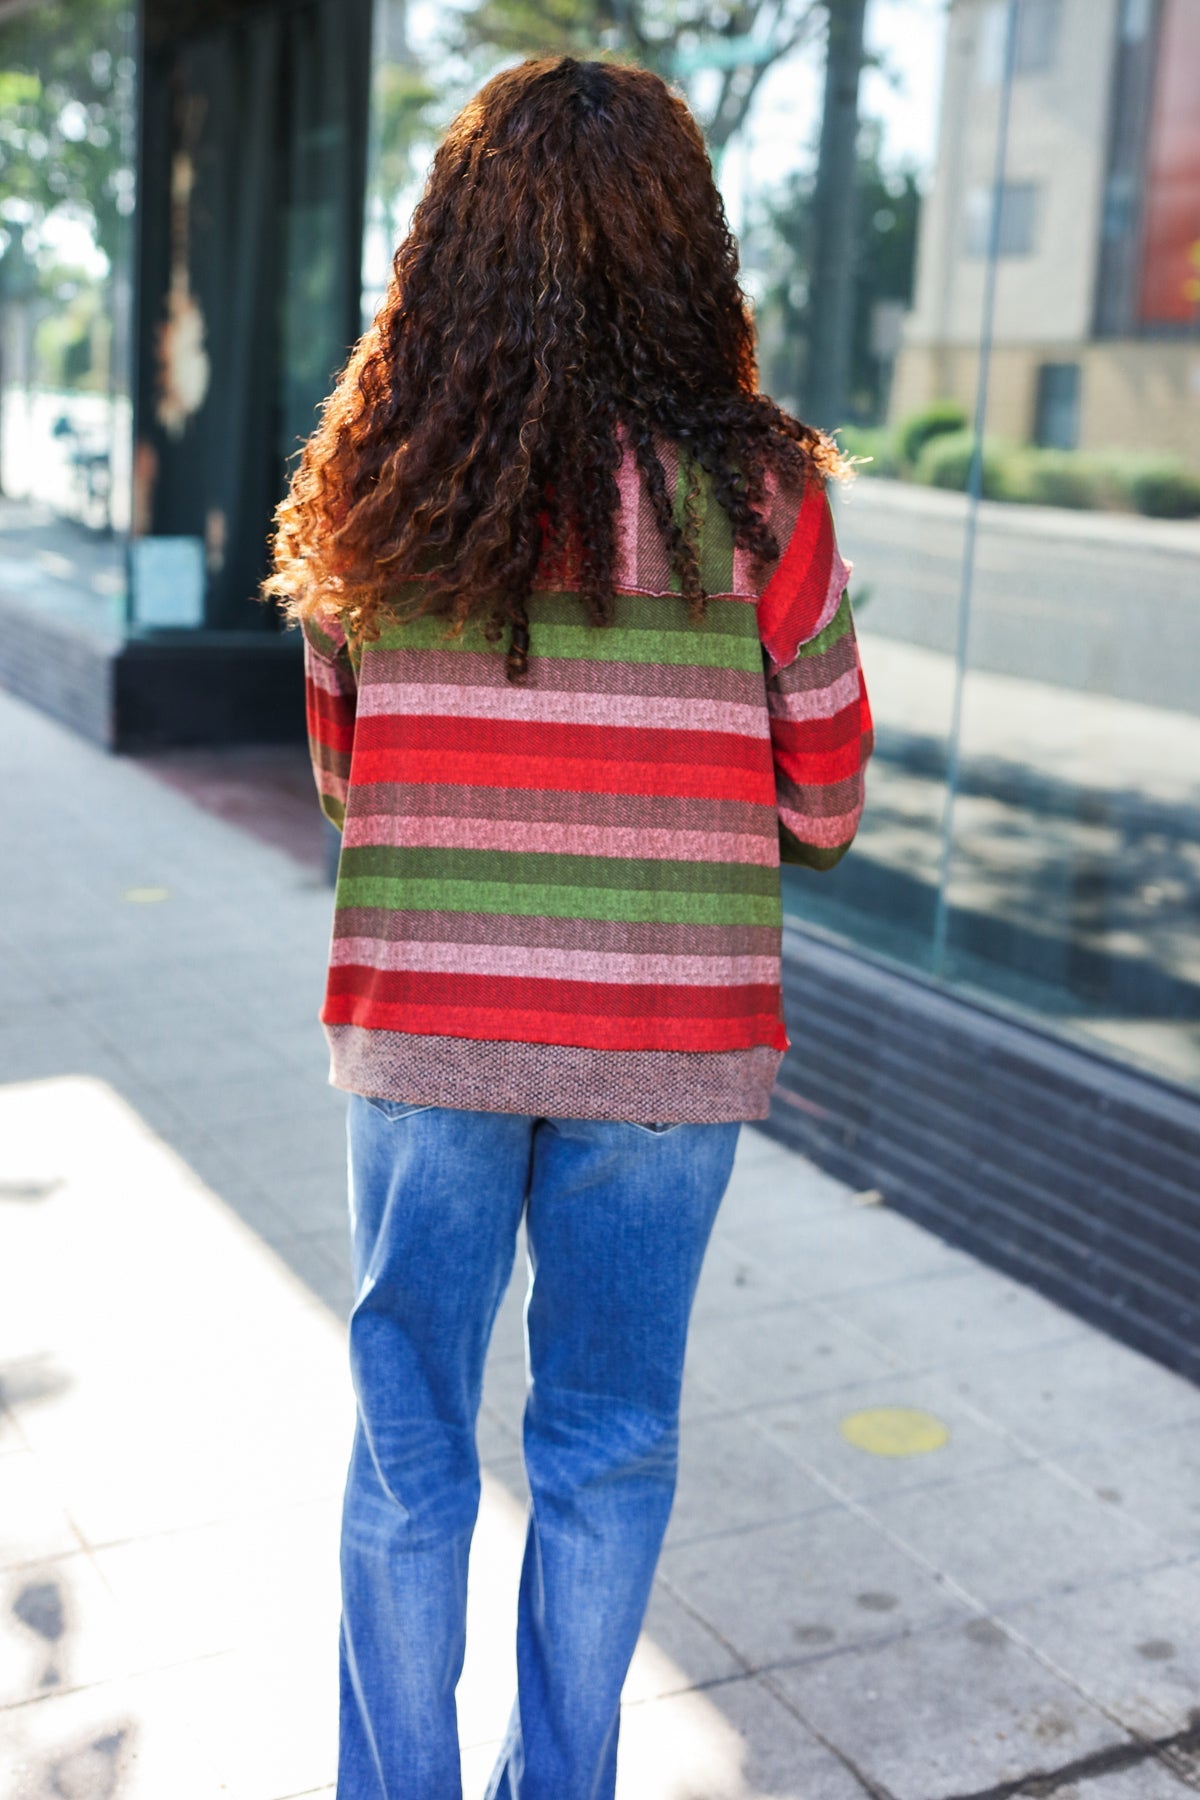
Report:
0,685,1198,1800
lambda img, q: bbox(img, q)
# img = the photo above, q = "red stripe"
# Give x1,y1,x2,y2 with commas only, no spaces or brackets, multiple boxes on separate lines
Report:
306,690,355,754
757,480,833,665
769,702,862,756
322,991,788,1053
353,714,767,772
348,747,777,805
772,739,865,784
326,966,780,1020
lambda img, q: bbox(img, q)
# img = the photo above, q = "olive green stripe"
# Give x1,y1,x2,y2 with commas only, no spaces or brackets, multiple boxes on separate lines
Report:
794,593,855,660
339,845,777,897
335,876,780,927
302,617,342,660
528,623,760,670
373,590,758,657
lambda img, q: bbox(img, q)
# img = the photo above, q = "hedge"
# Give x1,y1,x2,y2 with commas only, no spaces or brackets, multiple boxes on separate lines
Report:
842,413,1200,520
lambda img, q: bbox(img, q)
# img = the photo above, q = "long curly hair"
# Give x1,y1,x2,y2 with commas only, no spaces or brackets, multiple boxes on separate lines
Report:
263,54,847,679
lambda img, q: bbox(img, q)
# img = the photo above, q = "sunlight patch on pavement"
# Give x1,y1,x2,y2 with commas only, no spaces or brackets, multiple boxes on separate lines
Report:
0,1075,785,1800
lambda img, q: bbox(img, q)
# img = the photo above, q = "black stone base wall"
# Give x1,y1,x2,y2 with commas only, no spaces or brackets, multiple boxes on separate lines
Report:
767,927,1200,1385
0,596,304,750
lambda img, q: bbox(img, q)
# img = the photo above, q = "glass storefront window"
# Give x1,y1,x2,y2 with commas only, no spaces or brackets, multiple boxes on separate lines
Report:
360,0,1199,1096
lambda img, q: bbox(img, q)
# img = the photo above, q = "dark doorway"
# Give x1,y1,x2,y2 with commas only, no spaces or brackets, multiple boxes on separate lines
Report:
134,0,373,632
1033,361,1081,451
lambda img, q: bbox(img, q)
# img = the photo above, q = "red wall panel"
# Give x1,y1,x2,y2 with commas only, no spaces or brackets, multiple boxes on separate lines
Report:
1137,0,1200,324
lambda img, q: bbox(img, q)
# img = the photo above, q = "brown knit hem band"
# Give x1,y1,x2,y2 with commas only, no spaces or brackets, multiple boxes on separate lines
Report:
325,1025,781,1124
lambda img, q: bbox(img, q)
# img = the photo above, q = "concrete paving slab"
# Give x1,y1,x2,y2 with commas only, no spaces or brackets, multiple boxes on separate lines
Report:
1036,1766,1197,1799
665,1412,834,1547
689,1231,801,1322
0,1017,128,1086
278,1229,357,1316
767,1614,1143,1800
0,1662,228,1800
718,1133,855,1215
0,1077,354,1547
716,1198,980,1300
1037,1421,1200,1558
212,1108,352,1185
623,1582,746,1702
0,1448,85,1570
0,1548,144,1708
865,1461,1173,1611
682,1297,902,1413
135,1633,340,1800
750,1366,1035,1503
941,1333,1200,1456
480,1344,532,1439
816,1260,1093,1372
91,1497,343,1671
990,1561,1200,1738
658,1502,971,1669
614,1676,871,1800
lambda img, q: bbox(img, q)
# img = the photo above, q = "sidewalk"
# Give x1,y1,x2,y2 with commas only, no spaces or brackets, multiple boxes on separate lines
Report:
1,686,1198,1800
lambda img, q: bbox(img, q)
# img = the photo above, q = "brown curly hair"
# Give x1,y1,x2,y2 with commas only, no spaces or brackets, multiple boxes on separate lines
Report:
263,54,847,678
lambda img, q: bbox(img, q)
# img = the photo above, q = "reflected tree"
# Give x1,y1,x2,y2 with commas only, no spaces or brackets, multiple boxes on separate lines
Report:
0,0,135,492
758,118,920,422
450,0,829,154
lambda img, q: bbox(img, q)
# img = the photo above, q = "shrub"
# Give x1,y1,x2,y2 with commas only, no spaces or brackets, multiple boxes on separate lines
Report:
1118,457,1200,520
898,401,969,470
915,428,1008,498
836,425,901,478
1010,449,1105,510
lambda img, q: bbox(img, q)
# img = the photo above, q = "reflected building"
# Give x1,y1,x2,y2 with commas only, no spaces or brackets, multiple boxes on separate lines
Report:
894,0,1200,464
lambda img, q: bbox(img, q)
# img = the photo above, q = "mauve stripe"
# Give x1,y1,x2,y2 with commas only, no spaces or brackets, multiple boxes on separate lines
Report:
779,803,861,847
331,908,781,957
774,633,859,692
330,936,780,987
364,649,764,705
311,742,350,775
356,681,768,737
768,667,861,722
305,654,348,696
342,812,778,866
815,547,853,634
776,771,867,819
347,783,775,835
732,461,787,595
613,448,641,591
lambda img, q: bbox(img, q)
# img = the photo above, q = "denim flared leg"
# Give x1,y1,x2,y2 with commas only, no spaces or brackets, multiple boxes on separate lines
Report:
486,1118,740,1800
336,1098,533,1800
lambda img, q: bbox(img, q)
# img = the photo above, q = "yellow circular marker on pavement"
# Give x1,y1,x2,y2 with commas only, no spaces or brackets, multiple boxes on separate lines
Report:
838,1406,950,1458
123,886,170,904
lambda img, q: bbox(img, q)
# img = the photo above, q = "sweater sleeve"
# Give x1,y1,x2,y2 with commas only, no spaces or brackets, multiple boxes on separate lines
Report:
758,479,874,872
301,612,357,832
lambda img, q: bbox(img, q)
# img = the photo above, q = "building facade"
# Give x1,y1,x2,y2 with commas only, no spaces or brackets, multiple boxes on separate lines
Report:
893,0,1200,466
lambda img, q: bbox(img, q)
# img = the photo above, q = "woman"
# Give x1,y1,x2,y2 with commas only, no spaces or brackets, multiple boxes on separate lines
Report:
266,53,872,1800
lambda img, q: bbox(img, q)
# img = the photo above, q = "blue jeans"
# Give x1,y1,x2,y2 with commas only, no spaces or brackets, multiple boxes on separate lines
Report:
336,1098,740,1800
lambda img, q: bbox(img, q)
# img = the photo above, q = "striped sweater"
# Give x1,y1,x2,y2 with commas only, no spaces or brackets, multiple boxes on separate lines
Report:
303,446,873,1123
